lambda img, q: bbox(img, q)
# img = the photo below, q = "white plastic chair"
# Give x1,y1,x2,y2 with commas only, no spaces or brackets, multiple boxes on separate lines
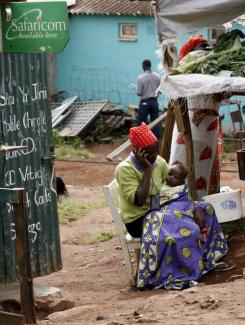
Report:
103,179,141,284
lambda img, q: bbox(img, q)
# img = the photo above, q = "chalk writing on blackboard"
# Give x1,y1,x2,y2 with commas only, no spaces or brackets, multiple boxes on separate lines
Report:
0,83,47,108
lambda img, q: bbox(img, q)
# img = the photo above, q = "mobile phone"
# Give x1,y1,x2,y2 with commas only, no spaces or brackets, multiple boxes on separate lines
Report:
150,194,160,211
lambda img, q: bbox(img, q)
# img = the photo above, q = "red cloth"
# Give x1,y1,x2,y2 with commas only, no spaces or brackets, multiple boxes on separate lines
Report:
129,122,157,149
179,35,207,61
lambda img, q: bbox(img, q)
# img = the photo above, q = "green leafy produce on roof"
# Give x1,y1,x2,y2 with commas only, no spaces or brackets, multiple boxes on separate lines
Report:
213,29,245,53
172,29,245,77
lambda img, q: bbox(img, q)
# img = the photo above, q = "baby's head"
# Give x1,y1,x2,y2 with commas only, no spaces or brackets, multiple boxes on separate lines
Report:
166,162,188,187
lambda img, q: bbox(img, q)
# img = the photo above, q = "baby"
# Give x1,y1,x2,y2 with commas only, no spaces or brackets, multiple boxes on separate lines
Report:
161,162,208,242
166,162,187,187
160,162,187,200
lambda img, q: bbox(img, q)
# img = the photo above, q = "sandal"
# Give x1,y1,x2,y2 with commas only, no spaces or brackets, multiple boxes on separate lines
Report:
214,261,236,272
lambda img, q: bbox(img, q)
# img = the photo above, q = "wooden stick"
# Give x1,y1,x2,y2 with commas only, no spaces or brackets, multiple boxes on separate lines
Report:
173,99,197,200
13,189,36,324
106,112,167,161
106,139,131,161
0,145,26,153
0,311,24,325
160,103,175,161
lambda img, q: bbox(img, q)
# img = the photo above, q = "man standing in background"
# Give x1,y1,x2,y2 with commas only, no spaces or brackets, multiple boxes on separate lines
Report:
136,59,161,138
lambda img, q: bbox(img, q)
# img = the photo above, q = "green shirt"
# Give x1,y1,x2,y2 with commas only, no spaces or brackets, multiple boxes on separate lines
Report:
116,155,169,224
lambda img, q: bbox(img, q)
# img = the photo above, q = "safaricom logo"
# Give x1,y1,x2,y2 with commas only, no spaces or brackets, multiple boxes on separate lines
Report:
6,8,66,40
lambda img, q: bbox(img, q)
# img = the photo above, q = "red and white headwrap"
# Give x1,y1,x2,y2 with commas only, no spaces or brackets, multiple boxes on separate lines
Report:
129,122,157,149
179,35,207,61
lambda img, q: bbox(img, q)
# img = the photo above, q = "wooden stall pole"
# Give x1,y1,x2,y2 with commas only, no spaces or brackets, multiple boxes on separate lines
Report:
13,189,36,324
160,103,175,161
173,99,197,200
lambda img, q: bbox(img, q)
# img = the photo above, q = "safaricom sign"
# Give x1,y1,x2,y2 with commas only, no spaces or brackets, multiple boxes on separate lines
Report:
6,9,66,40
2,2,69,53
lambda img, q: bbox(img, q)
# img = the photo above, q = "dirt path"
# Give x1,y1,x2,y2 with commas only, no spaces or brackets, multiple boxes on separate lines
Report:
37,145,245,324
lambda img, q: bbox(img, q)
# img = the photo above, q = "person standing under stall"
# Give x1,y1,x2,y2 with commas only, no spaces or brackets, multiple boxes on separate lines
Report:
170,35,225,199
136,59,161,138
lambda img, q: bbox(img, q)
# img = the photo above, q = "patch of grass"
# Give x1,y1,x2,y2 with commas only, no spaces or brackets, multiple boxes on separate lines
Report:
53,129,92,160
89,230,117,244
95,200,107,209
53,129,65,146
223,131,244,153
55,145,91,159
58,197,105,223
58,198,89,223
223,140,236,154
221,218,245,237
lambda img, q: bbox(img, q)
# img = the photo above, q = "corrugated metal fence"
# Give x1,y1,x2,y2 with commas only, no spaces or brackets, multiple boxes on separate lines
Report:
0,53,62,282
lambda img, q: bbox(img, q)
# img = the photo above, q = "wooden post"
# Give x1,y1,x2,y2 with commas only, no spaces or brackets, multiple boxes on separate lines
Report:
13,189,36,324
160,103,175,161
173,99,197,200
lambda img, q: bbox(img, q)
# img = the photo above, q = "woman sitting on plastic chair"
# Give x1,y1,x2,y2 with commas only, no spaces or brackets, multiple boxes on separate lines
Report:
116,123,231,290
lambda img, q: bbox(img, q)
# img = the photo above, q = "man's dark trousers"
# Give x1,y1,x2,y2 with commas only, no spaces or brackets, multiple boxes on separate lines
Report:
137,97,160,138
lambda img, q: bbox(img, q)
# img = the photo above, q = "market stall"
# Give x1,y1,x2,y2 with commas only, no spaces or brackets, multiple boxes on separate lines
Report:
159,76,245,200
155,0,245,200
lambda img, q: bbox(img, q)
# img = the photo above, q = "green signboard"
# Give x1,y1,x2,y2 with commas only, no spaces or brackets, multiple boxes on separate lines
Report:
1,1,69,53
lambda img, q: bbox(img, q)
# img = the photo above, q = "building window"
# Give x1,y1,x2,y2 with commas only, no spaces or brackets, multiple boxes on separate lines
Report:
208,27,225,44
119,23,137,41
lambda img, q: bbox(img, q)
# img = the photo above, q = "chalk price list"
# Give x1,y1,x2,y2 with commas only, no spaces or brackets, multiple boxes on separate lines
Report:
1,82,54,242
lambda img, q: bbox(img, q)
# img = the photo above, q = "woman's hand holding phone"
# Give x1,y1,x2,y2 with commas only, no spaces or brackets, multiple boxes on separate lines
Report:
133,148,152,170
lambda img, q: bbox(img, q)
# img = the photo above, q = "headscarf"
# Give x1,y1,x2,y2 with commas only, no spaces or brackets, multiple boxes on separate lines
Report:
129,122,157,149
179,35,207,61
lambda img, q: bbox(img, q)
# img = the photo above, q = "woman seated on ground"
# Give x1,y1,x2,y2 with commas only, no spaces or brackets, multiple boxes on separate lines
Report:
116,123,230,290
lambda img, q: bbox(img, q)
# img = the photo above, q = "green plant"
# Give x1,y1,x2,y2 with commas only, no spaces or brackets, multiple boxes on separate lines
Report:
221,218,245,237
223,140,236,153
55,145,91,159
89,230,117,244
53,129,65,146
58,197,106,223
53,130,92,159
64,137,83,148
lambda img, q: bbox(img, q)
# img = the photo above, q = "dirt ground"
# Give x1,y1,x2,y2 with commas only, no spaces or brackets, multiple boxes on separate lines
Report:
37,141,245,325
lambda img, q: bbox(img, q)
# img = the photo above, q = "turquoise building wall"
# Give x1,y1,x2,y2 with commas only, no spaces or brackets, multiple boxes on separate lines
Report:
57,16,244,130
57,15,164,108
